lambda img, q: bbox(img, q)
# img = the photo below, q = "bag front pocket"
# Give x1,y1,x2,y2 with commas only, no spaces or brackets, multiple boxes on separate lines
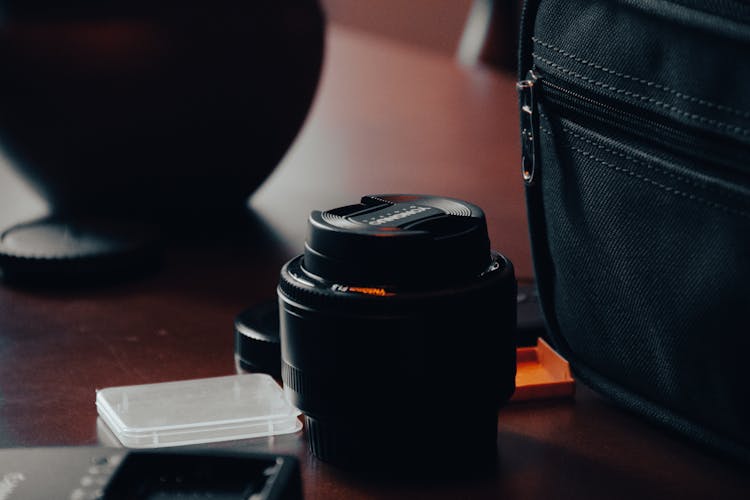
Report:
522,64,750,455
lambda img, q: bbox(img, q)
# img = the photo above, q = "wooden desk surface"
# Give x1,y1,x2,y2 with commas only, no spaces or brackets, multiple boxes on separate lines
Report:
0,26,748,499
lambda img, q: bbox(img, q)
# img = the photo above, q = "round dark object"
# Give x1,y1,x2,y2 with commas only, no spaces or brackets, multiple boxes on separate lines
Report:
0,217,160,283
278,194,517,473
234,300,282,378
0,1,325,219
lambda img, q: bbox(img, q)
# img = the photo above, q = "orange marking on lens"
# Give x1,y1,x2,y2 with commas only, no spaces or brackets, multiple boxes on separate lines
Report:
348,287,392,296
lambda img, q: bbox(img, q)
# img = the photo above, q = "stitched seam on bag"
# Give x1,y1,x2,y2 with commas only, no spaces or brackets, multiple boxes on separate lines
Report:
532,37,750,120
537,112,747,202
539,124,750,219
532,54,750,137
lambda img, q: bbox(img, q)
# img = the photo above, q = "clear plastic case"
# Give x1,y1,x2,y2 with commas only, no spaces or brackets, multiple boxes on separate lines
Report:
96,373,302,448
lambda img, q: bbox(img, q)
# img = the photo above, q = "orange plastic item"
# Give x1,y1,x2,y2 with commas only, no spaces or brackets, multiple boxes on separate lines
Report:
511,338,575,402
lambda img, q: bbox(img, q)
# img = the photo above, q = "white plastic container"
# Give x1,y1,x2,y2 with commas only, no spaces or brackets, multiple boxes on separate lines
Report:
96,373,302,448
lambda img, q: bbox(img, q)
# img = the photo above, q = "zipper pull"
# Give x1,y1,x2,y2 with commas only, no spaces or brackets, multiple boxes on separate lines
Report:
517,70,540,186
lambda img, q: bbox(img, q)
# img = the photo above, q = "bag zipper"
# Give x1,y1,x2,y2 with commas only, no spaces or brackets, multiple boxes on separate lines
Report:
517,69,750,186
517,70,540,185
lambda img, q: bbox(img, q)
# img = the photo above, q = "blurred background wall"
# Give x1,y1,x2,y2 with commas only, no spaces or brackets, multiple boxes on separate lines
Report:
321,0,475,54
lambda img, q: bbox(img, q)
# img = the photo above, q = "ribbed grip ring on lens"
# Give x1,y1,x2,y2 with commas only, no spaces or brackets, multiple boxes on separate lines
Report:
282,361,315,399
304,416,348,464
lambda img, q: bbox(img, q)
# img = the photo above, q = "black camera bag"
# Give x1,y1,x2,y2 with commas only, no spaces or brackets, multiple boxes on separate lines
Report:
518,0,750,462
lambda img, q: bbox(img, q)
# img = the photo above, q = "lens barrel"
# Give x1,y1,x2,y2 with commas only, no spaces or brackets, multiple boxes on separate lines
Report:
278,195,516,471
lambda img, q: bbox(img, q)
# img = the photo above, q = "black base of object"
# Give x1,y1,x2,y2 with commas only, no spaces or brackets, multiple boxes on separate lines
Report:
303,413,499,476
0,216,160,285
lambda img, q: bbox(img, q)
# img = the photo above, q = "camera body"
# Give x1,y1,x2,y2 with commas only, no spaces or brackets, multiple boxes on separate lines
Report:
278,195,517,471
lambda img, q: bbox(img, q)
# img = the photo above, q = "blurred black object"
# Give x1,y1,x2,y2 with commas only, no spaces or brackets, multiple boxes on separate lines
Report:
235,299,282,378
0,216,161,285
0,446,302,500
0,1,325,220
104,450,302,500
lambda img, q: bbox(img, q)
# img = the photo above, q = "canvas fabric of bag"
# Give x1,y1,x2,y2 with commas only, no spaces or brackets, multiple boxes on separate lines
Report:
518,0,750,462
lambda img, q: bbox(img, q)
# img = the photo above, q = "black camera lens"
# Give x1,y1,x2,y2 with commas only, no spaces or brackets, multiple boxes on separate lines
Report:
278,195,516,472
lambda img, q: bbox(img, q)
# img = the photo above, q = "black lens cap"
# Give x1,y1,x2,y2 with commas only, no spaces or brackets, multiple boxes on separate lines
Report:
234,300,281,378
303,195,491,285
